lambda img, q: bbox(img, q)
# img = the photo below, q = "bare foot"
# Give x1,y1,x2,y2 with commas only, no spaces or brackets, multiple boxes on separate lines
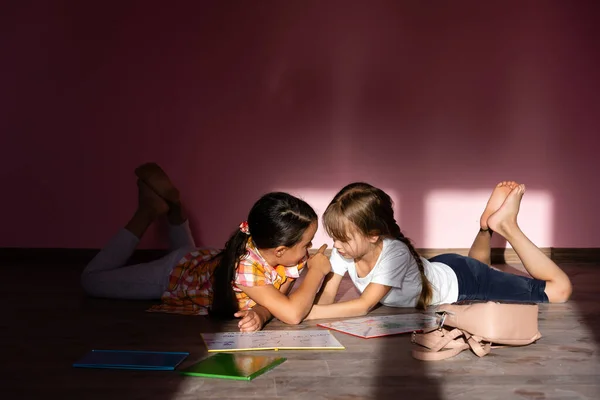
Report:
137,179,169,218
124,180,169,238
487,184,526,237
135,162,181,205
480,181,519,230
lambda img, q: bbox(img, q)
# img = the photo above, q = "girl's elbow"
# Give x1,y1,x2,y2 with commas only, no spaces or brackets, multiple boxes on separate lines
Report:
281,315,303,325
278,309,304,325
359,303,376,316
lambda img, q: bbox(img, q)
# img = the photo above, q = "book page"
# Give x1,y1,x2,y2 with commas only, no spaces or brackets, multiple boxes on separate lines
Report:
201,330,345,352
318,313,438,338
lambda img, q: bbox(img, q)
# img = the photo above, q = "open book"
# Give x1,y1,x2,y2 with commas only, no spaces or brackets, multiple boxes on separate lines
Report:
201,330,345,352
318,313,438,339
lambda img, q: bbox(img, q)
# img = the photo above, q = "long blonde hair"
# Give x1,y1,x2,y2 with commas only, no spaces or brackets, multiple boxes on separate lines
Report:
323,182,433,309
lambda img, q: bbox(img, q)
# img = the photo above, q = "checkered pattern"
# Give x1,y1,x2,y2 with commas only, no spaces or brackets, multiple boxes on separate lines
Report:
234,239,306,309
147,238,306,315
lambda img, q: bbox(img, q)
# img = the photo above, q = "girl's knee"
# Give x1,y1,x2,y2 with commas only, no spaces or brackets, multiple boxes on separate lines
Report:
80,271,101,297
546,280,573,303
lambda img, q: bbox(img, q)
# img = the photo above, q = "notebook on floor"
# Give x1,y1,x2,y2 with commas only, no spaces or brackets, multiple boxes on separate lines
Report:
180,352,286,380
73,349,189,371
201,330,345,352
317,313,439,339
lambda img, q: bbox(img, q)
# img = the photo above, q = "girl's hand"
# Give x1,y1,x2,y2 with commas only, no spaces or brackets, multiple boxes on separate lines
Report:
307,244,331,276
234,309,265,332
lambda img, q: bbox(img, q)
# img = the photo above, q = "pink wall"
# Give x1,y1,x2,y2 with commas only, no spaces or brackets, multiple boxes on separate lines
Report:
1,1,599,250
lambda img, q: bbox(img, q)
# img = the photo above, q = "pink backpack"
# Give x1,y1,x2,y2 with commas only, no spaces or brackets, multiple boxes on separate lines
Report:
412,301,542,361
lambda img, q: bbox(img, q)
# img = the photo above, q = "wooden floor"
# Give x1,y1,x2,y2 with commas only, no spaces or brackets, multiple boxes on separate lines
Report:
2,261,599,400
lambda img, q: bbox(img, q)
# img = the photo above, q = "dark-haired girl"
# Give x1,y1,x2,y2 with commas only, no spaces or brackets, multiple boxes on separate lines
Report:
81,163,331,331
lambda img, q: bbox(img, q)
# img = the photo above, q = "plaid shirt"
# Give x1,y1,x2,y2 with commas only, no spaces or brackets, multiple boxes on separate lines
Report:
147,238,306,315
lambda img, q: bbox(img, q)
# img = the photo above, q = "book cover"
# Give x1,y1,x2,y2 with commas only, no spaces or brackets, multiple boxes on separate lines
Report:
73,350,189,371
180,353,286,380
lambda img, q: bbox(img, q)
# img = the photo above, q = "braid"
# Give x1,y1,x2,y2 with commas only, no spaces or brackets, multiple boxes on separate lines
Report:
392,227,432,310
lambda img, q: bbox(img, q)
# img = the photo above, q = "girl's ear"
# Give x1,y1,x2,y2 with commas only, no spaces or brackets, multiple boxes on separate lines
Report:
274,245,287,258
367,234,380,244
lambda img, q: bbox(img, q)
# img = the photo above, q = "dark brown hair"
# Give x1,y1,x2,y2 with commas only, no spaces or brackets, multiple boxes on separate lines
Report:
323,182,433,309
210,192,318,319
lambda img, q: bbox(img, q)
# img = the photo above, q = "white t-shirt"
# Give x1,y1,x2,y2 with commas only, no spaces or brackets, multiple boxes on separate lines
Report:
330,238,459,307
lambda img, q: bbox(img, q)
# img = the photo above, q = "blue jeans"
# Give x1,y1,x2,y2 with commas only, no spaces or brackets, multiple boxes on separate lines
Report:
429,253,549,303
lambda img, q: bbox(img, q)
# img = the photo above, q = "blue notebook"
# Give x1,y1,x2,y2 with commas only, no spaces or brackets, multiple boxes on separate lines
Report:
73,350,189,371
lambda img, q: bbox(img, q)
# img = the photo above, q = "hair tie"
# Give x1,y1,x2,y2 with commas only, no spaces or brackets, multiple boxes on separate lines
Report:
239,221,250,235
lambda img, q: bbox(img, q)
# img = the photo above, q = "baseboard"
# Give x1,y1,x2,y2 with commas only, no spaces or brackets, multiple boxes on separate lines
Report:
550,248,600,264
0,247,598,266
313,248,553,264
417,248,553,264
0,248,171,266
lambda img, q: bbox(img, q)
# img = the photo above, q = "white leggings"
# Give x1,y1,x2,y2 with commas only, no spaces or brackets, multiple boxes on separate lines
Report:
81,221,196,300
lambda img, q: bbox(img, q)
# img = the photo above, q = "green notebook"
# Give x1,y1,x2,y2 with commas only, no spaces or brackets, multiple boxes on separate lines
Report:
180,353,286,381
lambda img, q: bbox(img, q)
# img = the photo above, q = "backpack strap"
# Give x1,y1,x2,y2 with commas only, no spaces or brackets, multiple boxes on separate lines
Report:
465,334,492,357
411,328,471,361
411,328,493,361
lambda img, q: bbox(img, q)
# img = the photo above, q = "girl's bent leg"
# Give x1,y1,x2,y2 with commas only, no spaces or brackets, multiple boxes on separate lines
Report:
81,236,191,300
82,229,140,277
469,181,519,264
167,218,196,251
467,230,492,265
487,185,572,303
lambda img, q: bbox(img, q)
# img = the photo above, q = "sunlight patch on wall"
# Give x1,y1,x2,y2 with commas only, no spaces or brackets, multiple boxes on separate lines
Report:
276,188,402,248
424,189,554,248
